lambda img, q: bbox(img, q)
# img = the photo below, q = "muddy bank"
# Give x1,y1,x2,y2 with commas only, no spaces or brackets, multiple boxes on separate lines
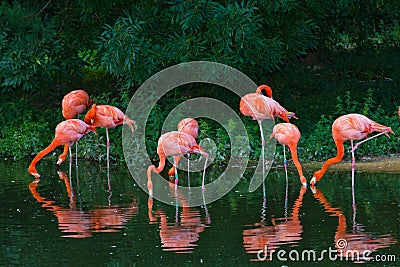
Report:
303,154,400,173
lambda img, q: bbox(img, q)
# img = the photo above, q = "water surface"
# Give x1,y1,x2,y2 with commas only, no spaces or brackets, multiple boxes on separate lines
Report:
1,159,398,266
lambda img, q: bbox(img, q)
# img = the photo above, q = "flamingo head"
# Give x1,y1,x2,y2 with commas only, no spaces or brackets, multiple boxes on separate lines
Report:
311,170,324,185
84,104,97,125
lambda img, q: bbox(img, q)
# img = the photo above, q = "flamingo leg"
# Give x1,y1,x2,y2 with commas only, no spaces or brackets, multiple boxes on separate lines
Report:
69,144,73,164
202,189,211,224
187,153,191,190
201,153,209,191
107,150,111,201
283,145,288,183
352,179,357,228
106,128,110,172
174,157,179,186
258,120,265,176
76,114,79,167
74,153,82,200
75,140,78,168
350,132,387,152
350,140,356,188
68,155,73,198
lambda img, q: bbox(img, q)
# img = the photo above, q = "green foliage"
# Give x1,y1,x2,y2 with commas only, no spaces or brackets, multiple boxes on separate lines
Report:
0,2,60,91
96,0,320,90
317,0,400,48
0,121,49,160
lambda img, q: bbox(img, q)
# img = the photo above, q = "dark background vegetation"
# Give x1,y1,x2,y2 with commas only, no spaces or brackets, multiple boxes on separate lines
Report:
1,0,399,164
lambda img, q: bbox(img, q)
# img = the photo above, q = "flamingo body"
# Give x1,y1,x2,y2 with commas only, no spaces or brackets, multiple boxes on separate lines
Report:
311,114,394,185
62,90,92,119
28,119,96,178
177,118,199,139
240,93,294,123
270,123,306,185
84,104,135,133
147,131,208,193
59,89,92,166
168,118,199,177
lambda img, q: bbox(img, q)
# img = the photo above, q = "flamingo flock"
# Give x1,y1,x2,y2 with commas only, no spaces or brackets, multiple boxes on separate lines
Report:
28,89,136,179
29,84,395,193
26,85,397,262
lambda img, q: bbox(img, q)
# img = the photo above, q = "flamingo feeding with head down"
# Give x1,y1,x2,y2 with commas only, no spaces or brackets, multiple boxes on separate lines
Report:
167,118,199,182
58,89,93,166
240,84,297,174
147,131,209,195
84,104,136,168
311,113,394,186
28,119,97,179
270,123,307,186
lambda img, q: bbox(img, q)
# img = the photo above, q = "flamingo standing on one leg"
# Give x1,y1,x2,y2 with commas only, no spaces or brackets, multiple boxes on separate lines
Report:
28,119,97,179
167,118,199,186
310,113,394,186
270,123,307,186
147,131,209,195
58,89,93,166
240,84,297,175
84,104,136,169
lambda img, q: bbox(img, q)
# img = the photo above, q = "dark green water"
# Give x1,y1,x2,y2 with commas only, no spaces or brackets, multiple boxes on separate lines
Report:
1,159,399,266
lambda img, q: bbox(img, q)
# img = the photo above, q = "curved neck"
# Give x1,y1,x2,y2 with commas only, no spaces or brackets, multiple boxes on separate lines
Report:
256,85,273,98
288,144,304,178
318,138,345,178
28,140,60,174
147,152,167,191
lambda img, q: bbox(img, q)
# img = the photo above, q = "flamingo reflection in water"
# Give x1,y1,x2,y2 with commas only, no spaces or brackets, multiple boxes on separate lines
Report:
148,183,211,253
312,187,396,263
243,184,306,261
29,170,138,238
